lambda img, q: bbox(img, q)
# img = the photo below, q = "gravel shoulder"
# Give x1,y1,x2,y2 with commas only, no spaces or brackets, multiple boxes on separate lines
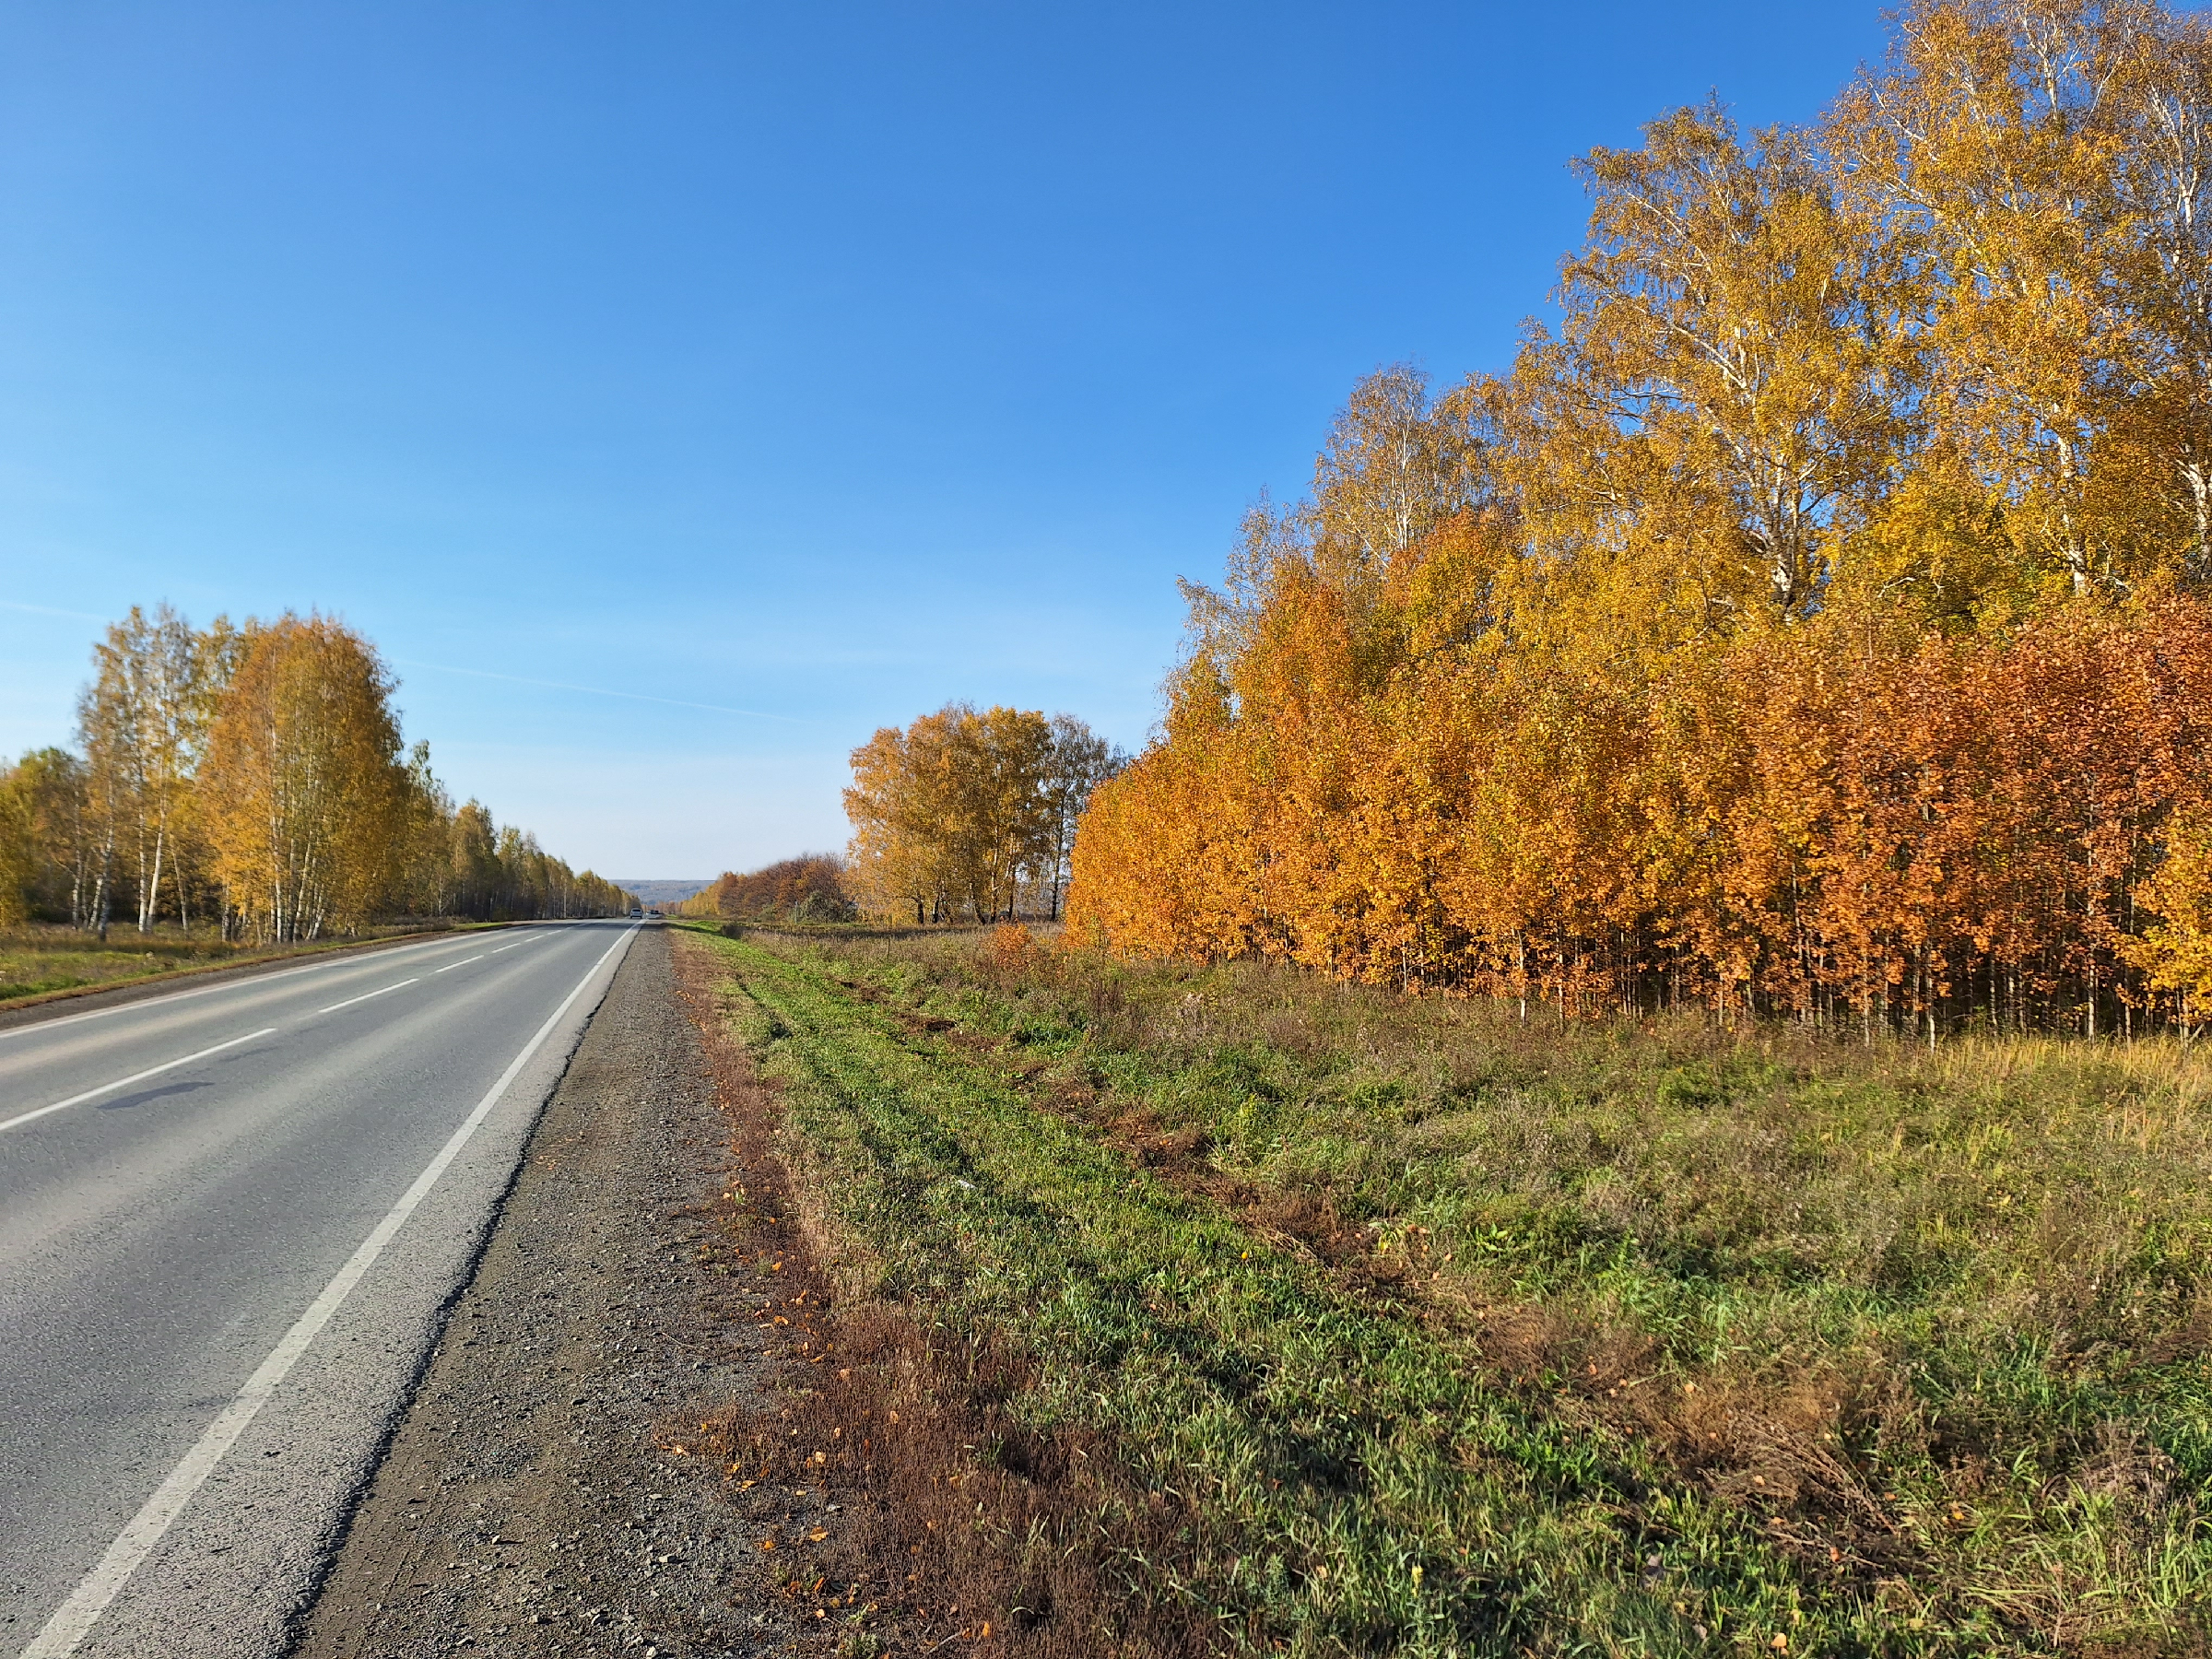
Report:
290,927,842,1659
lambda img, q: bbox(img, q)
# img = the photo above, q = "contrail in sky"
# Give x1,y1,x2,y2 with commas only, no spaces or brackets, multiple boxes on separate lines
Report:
3,599,110,622
392,658,807,724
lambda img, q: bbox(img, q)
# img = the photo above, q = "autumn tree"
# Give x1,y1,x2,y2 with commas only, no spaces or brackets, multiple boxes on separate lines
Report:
845,703,1116,924
10,608,629,938
699,854,857,923
1827,0,2212,599
0,764,29,926
845,710,964,923
0,749,95,925
1039,716,1125,921
79,605,222,933
1070,0,2212,1035
198,615,410,941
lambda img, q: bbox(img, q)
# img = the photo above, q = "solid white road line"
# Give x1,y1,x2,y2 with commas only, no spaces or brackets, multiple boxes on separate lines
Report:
315,979,420,1017
0,1029,279,1135
0,932,500,1045
432,956,486,974
19,925,635,1659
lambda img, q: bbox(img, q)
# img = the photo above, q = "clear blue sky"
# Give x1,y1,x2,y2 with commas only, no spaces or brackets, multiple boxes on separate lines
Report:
0,1,1888,878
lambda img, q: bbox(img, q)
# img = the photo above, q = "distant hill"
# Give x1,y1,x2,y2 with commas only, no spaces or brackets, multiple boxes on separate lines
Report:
610,879,713,905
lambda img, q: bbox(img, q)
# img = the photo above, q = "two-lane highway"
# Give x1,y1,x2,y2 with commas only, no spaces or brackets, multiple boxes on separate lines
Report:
0,922,640,1659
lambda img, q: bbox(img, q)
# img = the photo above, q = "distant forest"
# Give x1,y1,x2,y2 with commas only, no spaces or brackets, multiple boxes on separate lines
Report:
676,855,857,924
681,705,1125,929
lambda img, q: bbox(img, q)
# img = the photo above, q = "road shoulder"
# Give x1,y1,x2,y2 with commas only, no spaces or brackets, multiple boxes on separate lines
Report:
290,927,833,1659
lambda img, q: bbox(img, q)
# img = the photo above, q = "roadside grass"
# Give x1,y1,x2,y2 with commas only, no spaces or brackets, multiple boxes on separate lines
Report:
669,944,1215,1657
679,920,2212,1657
0,920,488,1006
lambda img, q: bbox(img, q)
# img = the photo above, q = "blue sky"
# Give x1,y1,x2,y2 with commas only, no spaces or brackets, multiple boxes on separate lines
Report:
0,1,1888,878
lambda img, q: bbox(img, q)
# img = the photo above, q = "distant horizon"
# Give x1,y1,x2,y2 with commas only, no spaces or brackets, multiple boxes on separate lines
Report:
610,878,715,901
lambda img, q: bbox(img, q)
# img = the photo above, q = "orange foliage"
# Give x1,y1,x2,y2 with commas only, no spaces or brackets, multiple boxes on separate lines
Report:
1071,2,2212,1033
1074,583,2212,1030
695,854,855,924
1066,3,2212,1032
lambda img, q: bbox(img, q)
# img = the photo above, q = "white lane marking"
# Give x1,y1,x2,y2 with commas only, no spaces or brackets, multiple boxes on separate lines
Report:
0,1030,278,1135
315,979,420,1016
432,956,486,974
0,933,502,1044
19,925,636,1659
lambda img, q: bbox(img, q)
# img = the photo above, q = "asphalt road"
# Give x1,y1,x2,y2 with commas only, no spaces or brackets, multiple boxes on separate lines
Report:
0,920,640,1659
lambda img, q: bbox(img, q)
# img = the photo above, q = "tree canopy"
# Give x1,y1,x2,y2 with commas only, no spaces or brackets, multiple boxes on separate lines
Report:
1070,0,2212,1036
3,606,633,939
844,703,1124,924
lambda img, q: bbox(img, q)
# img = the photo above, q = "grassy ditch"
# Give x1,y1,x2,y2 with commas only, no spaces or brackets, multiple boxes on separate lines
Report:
678,921,2212,1657
670,941,1212,1657
0,920,484,1006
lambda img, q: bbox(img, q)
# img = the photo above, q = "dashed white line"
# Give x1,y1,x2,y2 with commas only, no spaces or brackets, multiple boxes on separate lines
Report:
315,979,420,1016
432,956,486,974
17,925,635,1659
0,1029,279,1135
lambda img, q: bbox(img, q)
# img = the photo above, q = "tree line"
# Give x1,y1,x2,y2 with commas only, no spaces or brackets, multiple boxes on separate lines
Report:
677,854,859,924
844,703,1124,924
0,606,635,939
1070,0,2212,1035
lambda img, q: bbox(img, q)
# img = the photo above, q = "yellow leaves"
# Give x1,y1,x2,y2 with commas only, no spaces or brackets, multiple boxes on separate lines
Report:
23,604,627,938
1561,103,1892,622
1067,3,2212,1033
845,703,1116,925
2122,805,2212,999
1076,571,2212,1028
1394,508,1518,664
200,614,408,941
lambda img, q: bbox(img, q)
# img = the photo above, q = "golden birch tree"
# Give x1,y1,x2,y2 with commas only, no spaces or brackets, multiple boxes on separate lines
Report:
199,615,408,941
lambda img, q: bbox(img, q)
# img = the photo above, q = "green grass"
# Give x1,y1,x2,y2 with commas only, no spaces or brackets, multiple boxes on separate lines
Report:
0,920,484,1004
682,922,2212,1656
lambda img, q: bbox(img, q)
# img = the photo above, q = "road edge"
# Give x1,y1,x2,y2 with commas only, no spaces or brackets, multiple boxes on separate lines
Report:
40,925,640,1659
0,925,522,1033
